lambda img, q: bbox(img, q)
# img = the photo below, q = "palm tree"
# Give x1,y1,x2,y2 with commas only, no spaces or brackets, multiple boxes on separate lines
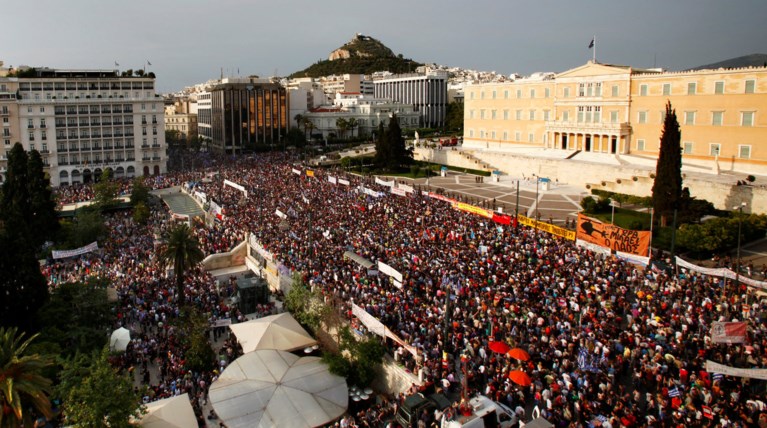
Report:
0,327,53,428
335,118,348,140
347,117,358,139
304,119,316,143
293,114,304,130
158,223,204,306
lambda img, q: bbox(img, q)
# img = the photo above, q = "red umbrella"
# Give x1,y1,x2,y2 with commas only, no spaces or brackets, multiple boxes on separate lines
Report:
508,370,532,387
488,341,511,354
507,348,531,361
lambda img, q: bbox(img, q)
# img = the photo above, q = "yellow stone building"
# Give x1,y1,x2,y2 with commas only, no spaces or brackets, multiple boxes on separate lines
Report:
464,61,767,174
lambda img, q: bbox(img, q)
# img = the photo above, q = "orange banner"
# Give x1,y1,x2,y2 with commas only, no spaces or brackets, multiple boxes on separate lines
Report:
451,201,493,219
518,215,576,240
306,169,315,177
576,214,651,256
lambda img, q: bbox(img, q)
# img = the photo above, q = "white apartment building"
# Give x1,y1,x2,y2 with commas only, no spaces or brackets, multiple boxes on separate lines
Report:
0,66,166,186
373,70,448,128
303,93,420,139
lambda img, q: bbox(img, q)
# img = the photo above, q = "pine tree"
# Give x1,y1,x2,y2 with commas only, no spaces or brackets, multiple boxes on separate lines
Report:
26,150,59,249
651,101,683,227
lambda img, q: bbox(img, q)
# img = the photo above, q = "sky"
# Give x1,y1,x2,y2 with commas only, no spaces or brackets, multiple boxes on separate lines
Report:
2,0,766,93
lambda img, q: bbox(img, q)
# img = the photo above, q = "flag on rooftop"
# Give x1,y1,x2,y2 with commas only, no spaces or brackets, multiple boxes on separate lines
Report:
588,38,594,49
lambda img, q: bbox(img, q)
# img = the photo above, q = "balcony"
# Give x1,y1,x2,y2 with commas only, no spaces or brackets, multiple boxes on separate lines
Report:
141,144,150,148
126,157,135,161
59,161,69,166
142,157,150,161
40,150,50,154
115,158,124,162
152,156,161,161
151,144,160,148
125,145,135,149
28,124,34,129
141,120,147,125
40,124,46,128
152,120,158,124
2,110,12,117
57,147,67,152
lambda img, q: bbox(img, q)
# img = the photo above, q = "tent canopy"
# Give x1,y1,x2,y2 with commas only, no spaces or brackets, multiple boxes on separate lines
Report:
229,312,317,353
209,350,348,428
139,393,197,428
110,327,131,352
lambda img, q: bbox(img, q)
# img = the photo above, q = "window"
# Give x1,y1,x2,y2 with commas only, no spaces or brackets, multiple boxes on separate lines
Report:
593,106,601,123
660,110,667,123
577,106,584,123
469,110,474,119
529,110,535,121
684,111,696,125
491,110,497,120
595,83,601,96
585,106,593,123
640,85,648,96
515,131,521,141
491,131,496,139
637,139,645,151
504,90,509,99
480,110,485,120
709,143,720,156
503,131,508,140
27,118,33,128
712,111,723,126
544,88,550,98
480,91,484,99
564,87,570,98
29,132,34,141
40,106,44,113
530,89,536,98
715,81,724,94
739,145,751,159
741,111,754,127
515,110,522,120
470,92,474,100
492,90,496,99
683,142,693,154
578,83,585,97
543,110,550,121
479,130,485,138
638,111,647,124
41,131,46,140
469,129,474,137
516,90,522,98
610,111,618,123
528,133,534,143
503,110,509,120
611,85,618,97
562,111,569,121
687,82,696,95
663,84,671,96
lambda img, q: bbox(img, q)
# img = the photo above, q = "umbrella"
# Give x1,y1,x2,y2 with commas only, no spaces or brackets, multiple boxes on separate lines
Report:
488,341,511,354
209,350,348,428
508,370,532,387
110,327,131,352
138,393,197,428
507,348,531,361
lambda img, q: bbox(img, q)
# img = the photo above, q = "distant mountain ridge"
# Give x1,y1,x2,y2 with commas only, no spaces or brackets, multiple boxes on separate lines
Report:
290,33,421,78
691,53,767,70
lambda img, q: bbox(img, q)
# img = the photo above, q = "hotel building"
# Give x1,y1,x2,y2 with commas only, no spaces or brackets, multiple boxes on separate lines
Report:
374,70,448,128
463,61,767,174
0,67,166,186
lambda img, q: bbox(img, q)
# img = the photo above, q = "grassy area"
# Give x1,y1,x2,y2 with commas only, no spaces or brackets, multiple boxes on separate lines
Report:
588,208,652,230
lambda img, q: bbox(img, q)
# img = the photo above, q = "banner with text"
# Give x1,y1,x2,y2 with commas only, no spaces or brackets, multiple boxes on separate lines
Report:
451,201,494,219
375,177,394,187
705,360,767,380
328,176,337,184
576,214,650,255
378,260,403,283
292,168,301,175
352,303,418,358
223,179,248,198
391,187,407,197
52,241,99,260
338,178,350,186
711,322,747,344
306,169,315,177
675,257,767,291
427,192,456,204
398,184,415,194
519,215,576,241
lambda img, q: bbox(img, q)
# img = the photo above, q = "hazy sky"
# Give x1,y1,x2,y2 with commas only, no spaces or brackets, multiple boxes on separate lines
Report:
3,0,765,92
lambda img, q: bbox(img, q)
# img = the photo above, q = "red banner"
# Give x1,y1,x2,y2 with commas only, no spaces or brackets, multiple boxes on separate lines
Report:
711,322,747,344
576,214,651,256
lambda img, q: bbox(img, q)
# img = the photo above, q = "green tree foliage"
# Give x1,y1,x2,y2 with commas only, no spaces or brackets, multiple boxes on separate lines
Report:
346,117,358,138
652,101,683,227
677,214,767,255
336,118,349,140
290,57,421,78
173,308,215,373
158,224,204,306
323,327,385,387
374,115,412,171
57,348,145,428
129,177,150,207
580,196,611,214
285,128,306,149
36,280,114,357
132,202,150,225
284,273,330,334
58,208,107,250
92,170,120,210
445,101,464,131
0,327,53,428
165,129,182,149
0,144,53,330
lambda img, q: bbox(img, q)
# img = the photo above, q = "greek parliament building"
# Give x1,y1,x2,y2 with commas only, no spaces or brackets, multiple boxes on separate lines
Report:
197,78,288,154
0,65,166,187
463,61,767,175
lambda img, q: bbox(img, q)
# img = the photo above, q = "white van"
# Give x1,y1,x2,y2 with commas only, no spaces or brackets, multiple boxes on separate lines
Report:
442,395,518,428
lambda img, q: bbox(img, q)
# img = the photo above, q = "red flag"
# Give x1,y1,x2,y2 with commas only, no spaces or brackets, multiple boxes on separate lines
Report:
711,322,747,344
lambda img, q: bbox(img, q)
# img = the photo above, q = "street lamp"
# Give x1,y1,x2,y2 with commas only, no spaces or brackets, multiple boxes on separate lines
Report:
610,199,619,225
734,202,747,292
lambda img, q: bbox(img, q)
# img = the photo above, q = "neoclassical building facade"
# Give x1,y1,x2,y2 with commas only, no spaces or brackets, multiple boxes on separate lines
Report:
464,62,767,174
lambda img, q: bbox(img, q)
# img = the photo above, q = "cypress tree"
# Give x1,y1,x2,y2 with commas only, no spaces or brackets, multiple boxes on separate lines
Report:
651,101,683,227
385,114,412,170
27,149,59,248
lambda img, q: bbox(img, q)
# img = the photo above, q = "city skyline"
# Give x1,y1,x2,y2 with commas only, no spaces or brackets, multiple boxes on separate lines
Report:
2,0,766,92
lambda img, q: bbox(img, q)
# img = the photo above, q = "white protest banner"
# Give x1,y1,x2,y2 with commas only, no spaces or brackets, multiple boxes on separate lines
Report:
223,179,248,198
211,318,232,328
275,209,287,219
398,184,414,193
249,235,274,262
292,168,301,175
352,303,418,358
616,251,650,267
52,241,99,260
711,322,747,344
676,257,767,291
391,187,407,197
328,176,337,184
706,360,767,380
338,179,350,186
378,260,403,283
375,177,394,187
363,187,382,198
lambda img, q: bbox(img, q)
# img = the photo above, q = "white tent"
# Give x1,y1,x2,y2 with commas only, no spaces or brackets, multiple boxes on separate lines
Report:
209,350,348,428
139,394,198,428
109,327,131,352
229,312,317,353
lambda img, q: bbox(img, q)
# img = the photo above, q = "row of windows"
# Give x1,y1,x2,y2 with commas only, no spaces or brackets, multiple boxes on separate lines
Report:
473,88,553,100
636,139,751,159
467,129,537,143
636,110,755,127
639,80,756,96
470,109,551,121
18,81,154,91
21,92,159,101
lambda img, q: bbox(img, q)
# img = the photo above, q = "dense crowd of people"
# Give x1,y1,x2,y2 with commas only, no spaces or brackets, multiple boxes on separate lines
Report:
49,152,767,427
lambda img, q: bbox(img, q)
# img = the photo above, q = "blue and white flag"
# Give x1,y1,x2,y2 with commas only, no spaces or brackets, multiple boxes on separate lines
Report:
668,386,681,398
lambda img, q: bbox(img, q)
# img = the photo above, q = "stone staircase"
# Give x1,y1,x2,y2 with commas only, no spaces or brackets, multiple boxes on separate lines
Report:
459,150,498,172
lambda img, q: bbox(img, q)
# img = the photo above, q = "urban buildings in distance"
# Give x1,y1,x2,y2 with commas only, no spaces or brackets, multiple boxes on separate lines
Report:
303,93,420,139
0,62,166,186
464,61,767,175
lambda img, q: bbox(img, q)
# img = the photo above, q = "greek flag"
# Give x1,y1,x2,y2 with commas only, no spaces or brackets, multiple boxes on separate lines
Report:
577,348,600,373
668,386,681,398
712,373,723,382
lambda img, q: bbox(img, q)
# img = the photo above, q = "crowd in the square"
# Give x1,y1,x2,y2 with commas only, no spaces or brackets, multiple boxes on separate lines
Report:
49,151,767,427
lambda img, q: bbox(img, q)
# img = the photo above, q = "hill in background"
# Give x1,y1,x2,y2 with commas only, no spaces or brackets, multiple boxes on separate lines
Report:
290,33,422,78
691,53,767,70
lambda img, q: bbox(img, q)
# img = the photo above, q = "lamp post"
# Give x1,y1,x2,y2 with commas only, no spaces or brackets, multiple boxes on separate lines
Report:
610,199,618,225
534,174,539,220
734,202,746,293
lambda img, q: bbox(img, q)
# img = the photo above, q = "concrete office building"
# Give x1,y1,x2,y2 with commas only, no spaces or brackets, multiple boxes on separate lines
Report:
0,65,166,186
373,70,448,128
